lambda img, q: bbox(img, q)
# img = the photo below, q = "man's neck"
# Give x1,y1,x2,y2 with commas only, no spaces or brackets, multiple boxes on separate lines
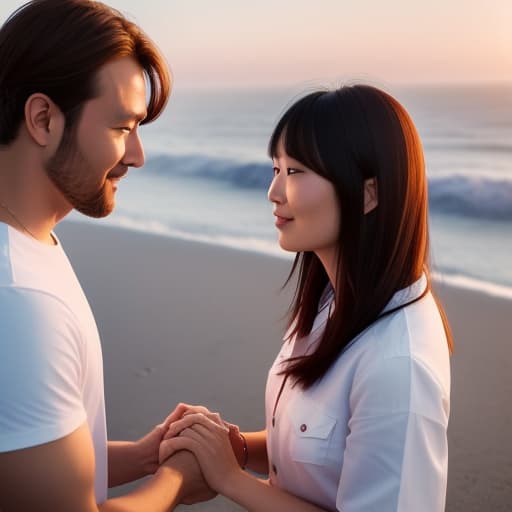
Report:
0,145,71,244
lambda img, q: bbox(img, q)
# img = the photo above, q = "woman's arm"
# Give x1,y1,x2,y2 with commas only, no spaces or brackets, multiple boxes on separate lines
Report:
223,471,327,512
242,430,269,475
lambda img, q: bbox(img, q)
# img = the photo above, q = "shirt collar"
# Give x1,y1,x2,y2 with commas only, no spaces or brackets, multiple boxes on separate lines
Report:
381,272,428,315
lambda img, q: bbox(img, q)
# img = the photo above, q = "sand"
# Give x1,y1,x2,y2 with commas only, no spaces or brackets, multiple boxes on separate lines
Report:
54,220,512,511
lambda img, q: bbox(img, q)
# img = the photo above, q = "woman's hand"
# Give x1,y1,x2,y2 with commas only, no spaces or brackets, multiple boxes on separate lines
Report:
161,402,211,427
159,403,247,468
159,412,244,494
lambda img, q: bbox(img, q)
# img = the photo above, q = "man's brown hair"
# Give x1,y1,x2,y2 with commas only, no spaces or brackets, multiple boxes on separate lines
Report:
0,0,171,145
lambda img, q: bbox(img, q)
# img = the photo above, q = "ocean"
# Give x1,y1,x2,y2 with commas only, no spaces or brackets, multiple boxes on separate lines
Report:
69,84,512,299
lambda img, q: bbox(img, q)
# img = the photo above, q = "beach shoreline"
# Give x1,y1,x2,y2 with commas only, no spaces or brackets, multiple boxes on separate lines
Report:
55,220,512,511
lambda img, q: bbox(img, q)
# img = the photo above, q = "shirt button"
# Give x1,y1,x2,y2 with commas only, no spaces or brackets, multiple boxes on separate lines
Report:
300,423,307,432
272,463,278,475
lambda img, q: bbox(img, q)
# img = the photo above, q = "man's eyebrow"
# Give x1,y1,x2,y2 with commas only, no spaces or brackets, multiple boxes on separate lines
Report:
116,110,147,123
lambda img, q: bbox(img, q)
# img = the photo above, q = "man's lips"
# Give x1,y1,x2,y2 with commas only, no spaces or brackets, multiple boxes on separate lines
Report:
106,169,128,191
107,168,128,180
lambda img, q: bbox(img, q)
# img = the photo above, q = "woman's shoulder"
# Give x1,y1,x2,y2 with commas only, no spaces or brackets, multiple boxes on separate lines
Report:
344,295,450,424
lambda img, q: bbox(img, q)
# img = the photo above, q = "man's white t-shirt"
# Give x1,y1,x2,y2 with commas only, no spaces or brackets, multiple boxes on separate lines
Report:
266,274,451,511
0,223,108,504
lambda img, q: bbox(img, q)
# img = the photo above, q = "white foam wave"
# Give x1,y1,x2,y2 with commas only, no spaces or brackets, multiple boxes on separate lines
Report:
65,215,512,301
432,272,512,300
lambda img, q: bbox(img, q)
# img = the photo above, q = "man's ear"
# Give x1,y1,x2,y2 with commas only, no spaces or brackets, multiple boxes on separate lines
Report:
24,93,64,147
363,177,378,214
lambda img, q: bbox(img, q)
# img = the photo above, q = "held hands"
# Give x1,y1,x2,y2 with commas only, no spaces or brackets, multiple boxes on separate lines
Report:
160,449,217,505
159,403,245,495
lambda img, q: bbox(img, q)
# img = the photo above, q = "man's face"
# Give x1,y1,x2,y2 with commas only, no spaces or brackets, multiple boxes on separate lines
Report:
45,57,147,217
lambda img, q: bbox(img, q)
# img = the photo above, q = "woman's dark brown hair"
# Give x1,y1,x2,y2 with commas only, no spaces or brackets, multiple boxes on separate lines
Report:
269,85,453,389
0,0,171,145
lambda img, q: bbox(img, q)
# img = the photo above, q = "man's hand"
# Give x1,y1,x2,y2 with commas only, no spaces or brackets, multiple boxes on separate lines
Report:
108,422,169,487
135,423,168,475
161,450,216,505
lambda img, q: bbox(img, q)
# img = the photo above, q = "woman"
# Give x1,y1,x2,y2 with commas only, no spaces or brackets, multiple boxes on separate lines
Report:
160,84,453,511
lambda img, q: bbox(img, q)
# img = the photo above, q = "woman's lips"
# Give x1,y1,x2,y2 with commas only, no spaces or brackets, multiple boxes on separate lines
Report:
274,214,293,227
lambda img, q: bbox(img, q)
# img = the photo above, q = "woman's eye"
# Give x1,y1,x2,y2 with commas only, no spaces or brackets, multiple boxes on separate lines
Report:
272,167,280,176
287,167,302,175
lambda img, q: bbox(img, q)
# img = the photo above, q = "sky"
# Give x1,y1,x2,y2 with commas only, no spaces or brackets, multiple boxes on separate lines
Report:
1,0,510,88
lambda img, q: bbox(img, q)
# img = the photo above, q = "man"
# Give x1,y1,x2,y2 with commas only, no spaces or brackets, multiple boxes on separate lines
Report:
0,1,212,510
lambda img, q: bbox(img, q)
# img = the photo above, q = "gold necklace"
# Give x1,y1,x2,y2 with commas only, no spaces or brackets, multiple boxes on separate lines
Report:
0,199,39,240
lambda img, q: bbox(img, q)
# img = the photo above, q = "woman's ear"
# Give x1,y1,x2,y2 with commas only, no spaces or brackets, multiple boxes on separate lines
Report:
363,177,378,214
24,93,64,147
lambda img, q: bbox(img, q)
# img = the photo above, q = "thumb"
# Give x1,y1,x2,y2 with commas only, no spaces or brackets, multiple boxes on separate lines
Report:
159,438,181,464
161,403,190,429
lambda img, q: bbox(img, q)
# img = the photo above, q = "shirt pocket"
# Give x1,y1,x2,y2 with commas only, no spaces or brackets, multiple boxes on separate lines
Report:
287,399,337,465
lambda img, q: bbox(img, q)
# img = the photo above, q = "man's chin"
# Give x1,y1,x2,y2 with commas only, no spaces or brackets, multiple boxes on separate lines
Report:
73,198,115,218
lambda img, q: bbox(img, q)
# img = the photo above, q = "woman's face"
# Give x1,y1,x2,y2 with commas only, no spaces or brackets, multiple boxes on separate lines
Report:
268,138,340,263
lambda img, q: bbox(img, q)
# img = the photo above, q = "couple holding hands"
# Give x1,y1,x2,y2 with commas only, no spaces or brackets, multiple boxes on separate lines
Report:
0,1,452,511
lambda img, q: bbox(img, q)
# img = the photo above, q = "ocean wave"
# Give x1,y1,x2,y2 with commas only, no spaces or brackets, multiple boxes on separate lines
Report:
145,153,272,189
432,272,512,300
428,174,512,220
144,153,512,221
63,216,512,300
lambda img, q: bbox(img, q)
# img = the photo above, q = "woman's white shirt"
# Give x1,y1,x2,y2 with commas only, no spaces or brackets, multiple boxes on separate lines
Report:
265,274,451,512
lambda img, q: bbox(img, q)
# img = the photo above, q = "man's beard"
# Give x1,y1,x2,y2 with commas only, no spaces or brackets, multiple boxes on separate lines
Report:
44,125,115,218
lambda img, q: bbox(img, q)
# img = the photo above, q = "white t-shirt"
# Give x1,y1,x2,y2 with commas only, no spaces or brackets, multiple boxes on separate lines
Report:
0,223,108,504
265,274,451,512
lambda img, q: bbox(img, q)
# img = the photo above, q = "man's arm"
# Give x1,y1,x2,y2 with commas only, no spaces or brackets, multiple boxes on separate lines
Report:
0,424,98,512
108,423,166,488
0,423,212,512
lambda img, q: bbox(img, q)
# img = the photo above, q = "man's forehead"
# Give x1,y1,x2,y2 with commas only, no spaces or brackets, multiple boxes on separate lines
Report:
96,59,144,89
94,57,147,117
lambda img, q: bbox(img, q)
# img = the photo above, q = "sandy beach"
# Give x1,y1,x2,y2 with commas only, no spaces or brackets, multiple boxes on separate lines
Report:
55,220,512,511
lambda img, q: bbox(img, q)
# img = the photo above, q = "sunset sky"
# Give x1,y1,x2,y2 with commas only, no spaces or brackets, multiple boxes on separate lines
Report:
1,0,510,88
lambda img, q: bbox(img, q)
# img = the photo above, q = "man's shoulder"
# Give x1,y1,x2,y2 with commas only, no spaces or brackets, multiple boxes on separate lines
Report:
0,222,78,296
0,285,83,346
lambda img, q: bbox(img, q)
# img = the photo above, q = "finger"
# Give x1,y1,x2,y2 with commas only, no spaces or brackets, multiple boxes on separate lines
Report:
163,414,202,440
162,403,211,428
159,436,199,464
164,412,220,439
149,422,167,438
180,422,220,441
182,406,212,418
180,423,233,459
184,410,226,428
209,412,224,426
162,405,210,438
161,403,192,429
225,421,240,437
224,421,238,431
159,429,209,465
158,438,180,464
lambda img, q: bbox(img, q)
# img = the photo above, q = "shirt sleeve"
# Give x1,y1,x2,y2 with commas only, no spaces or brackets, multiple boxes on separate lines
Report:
0,287,87,452
336,355,448,512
